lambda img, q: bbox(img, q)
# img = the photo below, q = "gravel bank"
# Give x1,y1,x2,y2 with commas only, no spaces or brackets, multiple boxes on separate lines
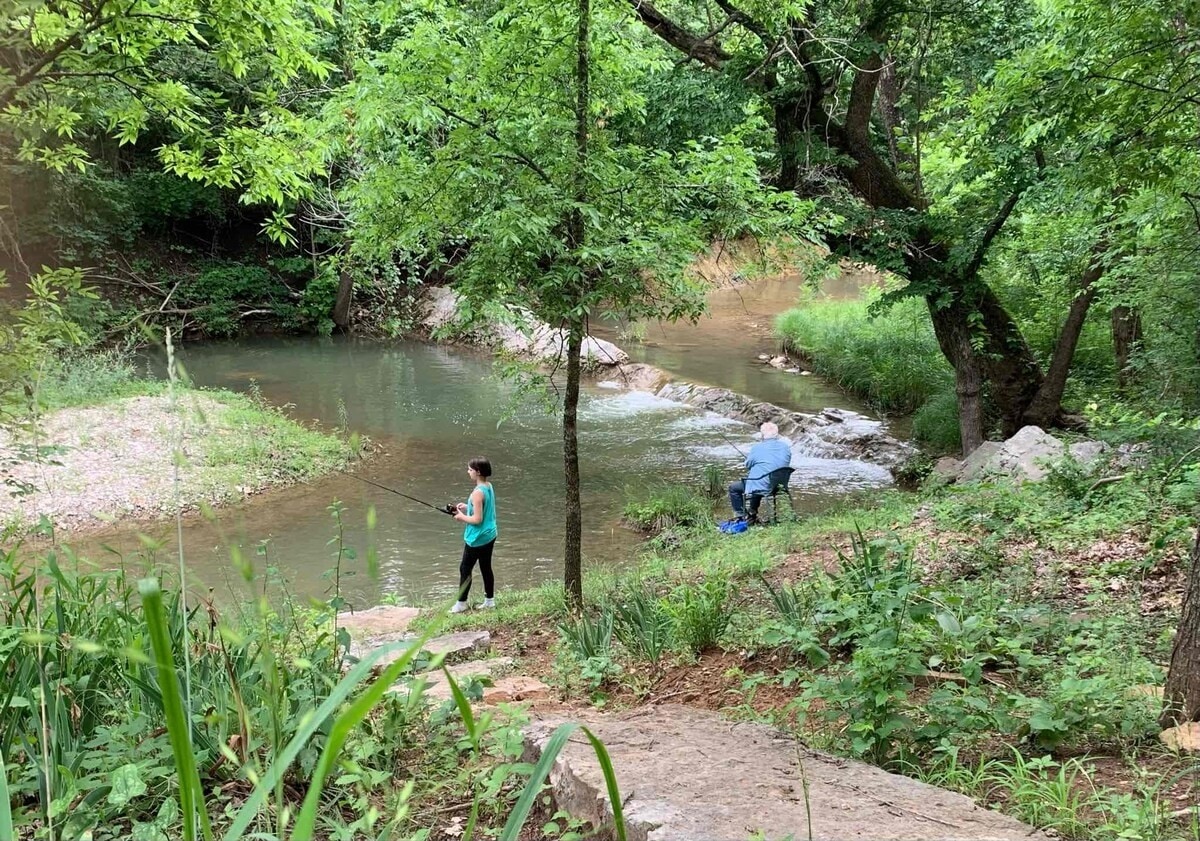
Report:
0,391,352,533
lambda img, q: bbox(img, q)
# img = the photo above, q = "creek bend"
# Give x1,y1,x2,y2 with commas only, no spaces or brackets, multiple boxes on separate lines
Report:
74,274,895,608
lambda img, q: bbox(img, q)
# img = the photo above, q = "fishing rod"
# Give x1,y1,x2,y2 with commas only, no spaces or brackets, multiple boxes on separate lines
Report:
716,427,748,458
337,469,456,516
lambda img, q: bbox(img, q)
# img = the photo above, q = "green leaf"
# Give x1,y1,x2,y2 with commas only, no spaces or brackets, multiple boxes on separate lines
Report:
0,749,14,841
108,764,148,807
140,579,214,841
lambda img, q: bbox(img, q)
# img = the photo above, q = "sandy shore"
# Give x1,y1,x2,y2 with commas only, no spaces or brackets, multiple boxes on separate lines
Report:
0,391,352,533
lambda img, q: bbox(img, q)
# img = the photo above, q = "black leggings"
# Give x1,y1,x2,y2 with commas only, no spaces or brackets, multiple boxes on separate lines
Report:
458,539,496,600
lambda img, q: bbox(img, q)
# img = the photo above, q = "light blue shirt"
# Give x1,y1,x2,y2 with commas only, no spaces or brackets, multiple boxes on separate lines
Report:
744,438,792,495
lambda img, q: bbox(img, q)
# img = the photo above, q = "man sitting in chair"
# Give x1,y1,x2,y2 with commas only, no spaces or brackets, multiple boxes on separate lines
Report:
728,421,793,524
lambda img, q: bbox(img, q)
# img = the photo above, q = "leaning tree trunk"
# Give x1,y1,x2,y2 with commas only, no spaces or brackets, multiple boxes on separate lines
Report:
1021,254,1104,428
928,294,985,455
1163,526,1200,727
1111,305,1142,391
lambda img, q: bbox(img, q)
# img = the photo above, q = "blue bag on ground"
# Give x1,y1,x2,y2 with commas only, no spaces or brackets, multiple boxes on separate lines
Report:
718,518,748,535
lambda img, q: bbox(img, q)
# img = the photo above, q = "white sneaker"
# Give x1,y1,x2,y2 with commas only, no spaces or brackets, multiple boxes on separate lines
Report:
450,600,469,614
480,598,496,609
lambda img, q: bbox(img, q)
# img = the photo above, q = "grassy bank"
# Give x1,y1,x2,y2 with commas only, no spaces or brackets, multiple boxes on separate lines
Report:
432,432,1200,840
774,296,961,450
1,352,358,533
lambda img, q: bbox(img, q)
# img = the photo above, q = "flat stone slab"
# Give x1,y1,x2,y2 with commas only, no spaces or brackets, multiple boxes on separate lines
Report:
524,705,1049,841
338,605,420,638
484,676,552,705
409,657,516,702
350,630,491,669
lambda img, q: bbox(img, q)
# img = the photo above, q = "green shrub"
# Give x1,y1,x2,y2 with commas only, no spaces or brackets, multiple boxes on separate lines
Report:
557,612,620,690
557,612,615,661
664,575,732,655
611,583,673,665
622,485,711,532
178,262,290,337
38,350,157,410
775,297,952,413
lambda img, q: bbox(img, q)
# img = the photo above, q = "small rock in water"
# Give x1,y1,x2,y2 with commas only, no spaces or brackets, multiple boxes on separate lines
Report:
767,356,789,369
799,371,812,376
756,354,770,361
783,368,800,374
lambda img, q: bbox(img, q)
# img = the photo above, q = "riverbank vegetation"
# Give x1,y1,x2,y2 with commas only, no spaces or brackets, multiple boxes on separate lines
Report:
436,424,1200,840
0,539,622,840
5,0,1200,837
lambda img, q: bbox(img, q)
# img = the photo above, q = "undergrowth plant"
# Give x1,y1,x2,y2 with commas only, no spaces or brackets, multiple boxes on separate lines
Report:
0,536,628,841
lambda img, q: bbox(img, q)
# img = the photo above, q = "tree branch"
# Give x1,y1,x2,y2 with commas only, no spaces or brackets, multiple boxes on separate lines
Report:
711,0,773,50
430,102,554,186
963,188,1023,280
624,0,729,70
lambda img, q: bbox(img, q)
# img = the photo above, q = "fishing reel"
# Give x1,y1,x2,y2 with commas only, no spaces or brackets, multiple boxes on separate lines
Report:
442,503,458,516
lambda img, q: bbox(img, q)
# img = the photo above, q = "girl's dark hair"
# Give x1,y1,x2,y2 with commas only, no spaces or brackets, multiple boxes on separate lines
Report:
469,457,492,478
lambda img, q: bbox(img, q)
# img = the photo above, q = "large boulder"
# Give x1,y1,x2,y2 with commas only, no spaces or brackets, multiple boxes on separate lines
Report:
951,427,1111,484
524,705,1050,841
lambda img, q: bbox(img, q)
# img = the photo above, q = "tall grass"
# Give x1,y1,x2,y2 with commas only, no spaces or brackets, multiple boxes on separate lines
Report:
775,298,953,415
622,485,712,532
0,547,626,840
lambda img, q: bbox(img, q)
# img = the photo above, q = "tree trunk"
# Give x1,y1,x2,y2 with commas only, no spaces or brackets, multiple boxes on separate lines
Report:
1111,305,1142,391
562,324,584,609
1163,526,1200,727
928,295,984,455
332,270,354,330
561,0,589,610
1021,254,1104,428
877,56,905,172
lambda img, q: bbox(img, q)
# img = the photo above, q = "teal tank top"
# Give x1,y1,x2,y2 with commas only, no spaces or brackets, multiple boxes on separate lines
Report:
464,483,497,547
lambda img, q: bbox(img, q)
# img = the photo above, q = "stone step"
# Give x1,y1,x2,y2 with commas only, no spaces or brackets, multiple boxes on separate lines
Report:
337,605,421,638
348,628,491,670
405,657,516,701
524,705,1050,841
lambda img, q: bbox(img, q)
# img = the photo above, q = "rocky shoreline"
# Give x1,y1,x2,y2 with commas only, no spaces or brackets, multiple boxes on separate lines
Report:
418,287,915,474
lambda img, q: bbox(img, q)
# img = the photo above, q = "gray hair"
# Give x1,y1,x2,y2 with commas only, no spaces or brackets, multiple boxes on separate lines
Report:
760,421,779,440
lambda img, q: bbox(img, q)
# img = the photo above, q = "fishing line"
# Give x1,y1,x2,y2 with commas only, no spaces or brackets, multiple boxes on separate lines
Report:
336,469,455,516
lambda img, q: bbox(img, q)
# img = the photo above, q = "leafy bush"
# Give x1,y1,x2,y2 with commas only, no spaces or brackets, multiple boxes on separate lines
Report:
775,297,953,414
557,613,619,690
766,529,1163,762
622,485,711,533
176,262,291,337
663,575,732,655
38,350,158,410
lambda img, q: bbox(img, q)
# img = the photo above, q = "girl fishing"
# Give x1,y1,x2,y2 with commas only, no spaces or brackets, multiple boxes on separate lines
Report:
450,457,498,613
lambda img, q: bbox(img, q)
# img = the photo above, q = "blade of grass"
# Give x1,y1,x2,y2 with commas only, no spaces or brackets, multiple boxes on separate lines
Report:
499,723,626,841
223,630,440,841
0,748,14,841
288,640,433,841
579,726,626,841
444,667,479,753
140,578,214,841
